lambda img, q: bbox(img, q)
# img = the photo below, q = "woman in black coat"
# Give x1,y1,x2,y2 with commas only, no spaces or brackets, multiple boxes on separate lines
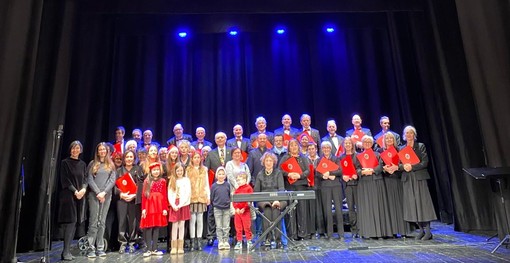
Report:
58,141,88,261
400,126,437,240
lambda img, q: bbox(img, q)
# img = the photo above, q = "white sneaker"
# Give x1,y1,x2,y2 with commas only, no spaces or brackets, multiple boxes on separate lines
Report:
218,242,224,250
224,242,230,250
143,251,151,257
152,250,163,256
234,242,242,250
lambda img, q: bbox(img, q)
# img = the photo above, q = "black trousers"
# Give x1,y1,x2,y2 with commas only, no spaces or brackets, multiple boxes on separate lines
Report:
345,184,358,234
117,200,137,246
321,185,345,236
285,184,310,239
310,188,326,234
258,201,287,241
135,204,145,245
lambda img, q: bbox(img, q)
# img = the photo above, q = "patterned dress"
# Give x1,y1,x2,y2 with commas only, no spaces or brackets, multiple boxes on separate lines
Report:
140,178,168,228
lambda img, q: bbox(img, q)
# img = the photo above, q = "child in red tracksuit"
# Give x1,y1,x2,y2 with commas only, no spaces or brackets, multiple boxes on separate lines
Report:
232,172,254,250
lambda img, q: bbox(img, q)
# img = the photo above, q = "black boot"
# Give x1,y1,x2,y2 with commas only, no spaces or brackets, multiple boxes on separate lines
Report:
197,238,203,251
415,222,425,240
62,223,76,261
422,222,433,240
190,238,196,251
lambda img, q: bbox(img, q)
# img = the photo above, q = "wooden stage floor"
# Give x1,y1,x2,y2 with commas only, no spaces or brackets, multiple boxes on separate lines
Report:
16,221,510,262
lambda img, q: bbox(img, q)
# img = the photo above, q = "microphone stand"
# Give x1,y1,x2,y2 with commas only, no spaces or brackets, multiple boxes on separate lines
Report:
41,125,64,263
12,157,25,263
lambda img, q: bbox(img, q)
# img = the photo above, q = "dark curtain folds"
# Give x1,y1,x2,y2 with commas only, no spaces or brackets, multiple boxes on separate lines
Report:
0,0,44,260
0,0,77,261
423,0,495,232
453,0,510,237
104,14,406,144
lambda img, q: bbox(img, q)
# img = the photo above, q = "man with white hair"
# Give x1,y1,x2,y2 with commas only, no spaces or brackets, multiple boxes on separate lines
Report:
300,114,321,146
166,123,193,146
226,124,251,153
191,126,213,150
321,120,345,156
249,116,274,146
142,129,160,150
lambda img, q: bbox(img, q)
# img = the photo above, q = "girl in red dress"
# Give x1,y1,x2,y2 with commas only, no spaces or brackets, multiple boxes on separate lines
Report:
168,162,191,254
140,162,168,257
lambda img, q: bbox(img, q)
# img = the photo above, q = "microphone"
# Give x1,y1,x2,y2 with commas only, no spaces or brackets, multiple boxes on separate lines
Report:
56,124,64,138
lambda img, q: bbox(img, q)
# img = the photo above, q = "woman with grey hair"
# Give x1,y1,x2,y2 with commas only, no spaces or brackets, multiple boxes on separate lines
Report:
400,126,437,240
254,152,286,248
355,135,392,239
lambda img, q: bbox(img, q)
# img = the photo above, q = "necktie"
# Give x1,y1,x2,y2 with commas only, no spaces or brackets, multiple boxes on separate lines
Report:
220,148,225,165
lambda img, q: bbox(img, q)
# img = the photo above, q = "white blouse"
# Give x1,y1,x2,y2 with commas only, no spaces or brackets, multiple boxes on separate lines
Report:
168,176,191,209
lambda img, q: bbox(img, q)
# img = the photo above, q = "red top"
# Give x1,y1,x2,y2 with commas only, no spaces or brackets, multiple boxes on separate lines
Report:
233,184,253,210
140,178,168,228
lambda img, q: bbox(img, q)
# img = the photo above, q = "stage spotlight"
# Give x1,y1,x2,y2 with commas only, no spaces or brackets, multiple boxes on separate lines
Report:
229,30,238,36
276,28,285,34
178,32,187,38
326,27,335,33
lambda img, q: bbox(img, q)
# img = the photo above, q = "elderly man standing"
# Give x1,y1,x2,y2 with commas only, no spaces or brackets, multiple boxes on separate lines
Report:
191,126,213,150
166,123,193,146
250,116,274,147
226,124,251,153
300,114,321,146
321,120,345,156
142,129,160,150
274,114,301,148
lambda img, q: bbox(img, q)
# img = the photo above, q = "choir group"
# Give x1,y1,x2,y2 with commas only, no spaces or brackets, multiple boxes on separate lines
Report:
57,113,437,261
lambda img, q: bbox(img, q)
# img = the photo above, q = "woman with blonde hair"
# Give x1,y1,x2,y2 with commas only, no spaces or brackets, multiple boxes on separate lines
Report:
186,151,210,250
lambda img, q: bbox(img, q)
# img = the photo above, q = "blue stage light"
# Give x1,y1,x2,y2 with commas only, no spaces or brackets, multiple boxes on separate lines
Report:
229,30,238,36
326,27,335,33
276,29,285,34
178,32,187,38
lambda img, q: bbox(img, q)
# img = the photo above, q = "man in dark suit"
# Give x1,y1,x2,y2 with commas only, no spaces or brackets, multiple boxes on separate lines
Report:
113,126,126,153
373,116,402,148
250,116,274,147
226,124,251,153
321,120,345,156
299,114,321,147
131,128,143,149
142,129,160,150
204,132,232,246
247,133,270,184
274,114,301,141
190,126,213,150
345,114,372,152
166,123,193,146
